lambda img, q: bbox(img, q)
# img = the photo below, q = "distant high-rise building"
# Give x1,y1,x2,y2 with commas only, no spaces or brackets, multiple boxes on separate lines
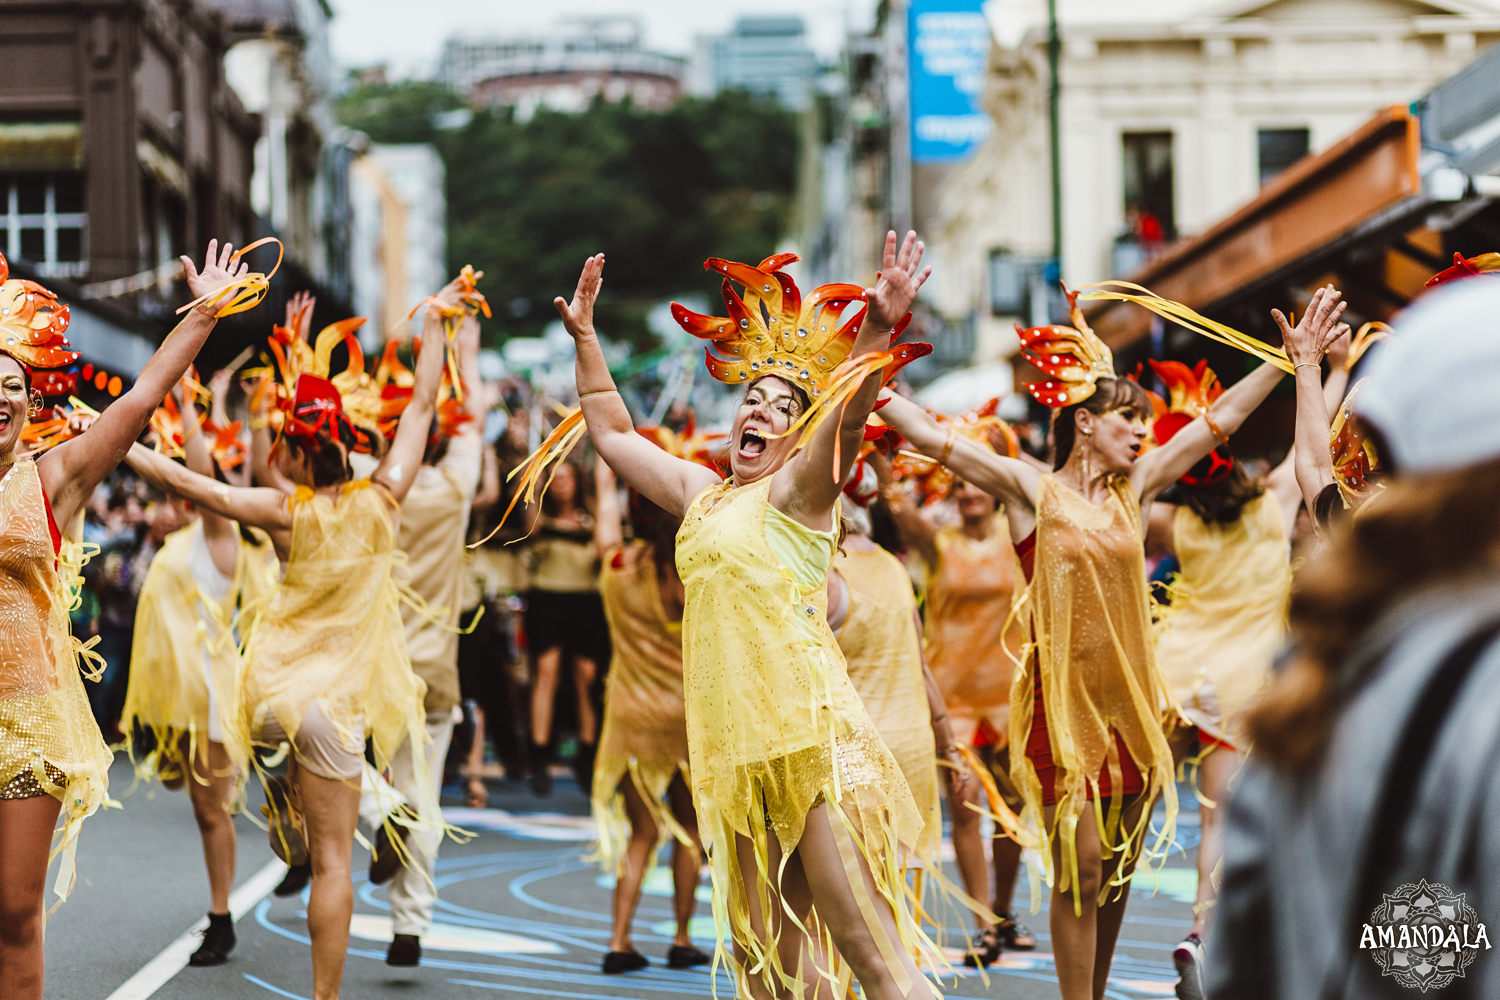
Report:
711,17,817,111
441,18,683,120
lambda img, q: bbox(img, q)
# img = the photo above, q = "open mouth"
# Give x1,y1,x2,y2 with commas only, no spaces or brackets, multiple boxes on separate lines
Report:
738,426,767,459
0,412,11,432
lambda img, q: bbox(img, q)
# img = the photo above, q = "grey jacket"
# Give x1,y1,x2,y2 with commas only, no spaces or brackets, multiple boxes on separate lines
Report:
1207,575,1500,1000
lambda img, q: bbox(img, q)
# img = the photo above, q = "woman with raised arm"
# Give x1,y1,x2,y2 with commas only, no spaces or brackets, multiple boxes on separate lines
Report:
590,454,709,975
123,279,464,1000
119,379,278,968
0,242,248,1000
550,234,935,999
878,285,1348,1000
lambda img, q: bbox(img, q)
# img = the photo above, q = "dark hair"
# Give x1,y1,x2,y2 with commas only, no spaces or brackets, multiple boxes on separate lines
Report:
284,431,352,489
1177,461,1265,526
1049,377,1152,471
1247,455,1500,769
745,374,811,418
628,489,681,564
541,459,589,516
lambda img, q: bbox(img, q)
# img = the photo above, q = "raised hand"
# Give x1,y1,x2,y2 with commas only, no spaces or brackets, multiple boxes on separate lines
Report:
181,240,250,310
865,231,932,331
1272,285,1348,367
553,254,605,340
284,290,315,340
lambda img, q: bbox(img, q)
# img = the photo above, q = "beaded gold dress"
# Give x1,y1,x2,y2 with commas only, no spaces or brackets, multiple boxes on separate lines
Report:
0,458,113,906
677,477,931,996
122,520,278,777
1155,492,1290,749
1009,475,1178,912
591,540,691,869
833,546,940,862
229,481,436,835
923,516,1023,747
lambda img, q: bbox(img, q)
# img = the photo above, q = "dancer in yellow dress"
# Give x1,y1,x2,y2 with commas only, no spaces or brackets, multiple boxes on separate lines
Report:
122,277,464,1000
591,444,710,974
120,381,277,967
543,234,937,999
0,240,253,1000
878,284,1350,1000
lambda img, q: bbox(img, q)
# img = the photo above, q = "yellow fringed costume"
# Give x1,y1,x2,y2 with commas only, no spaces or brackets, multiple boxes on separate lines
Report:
676,477,932,995
1010,475,1178,913
832,546,940,862
0,459,113,907
1154,494,1290,749
923,517,1023,748
229,481,436,839
122,520,278,779
591,540,692,869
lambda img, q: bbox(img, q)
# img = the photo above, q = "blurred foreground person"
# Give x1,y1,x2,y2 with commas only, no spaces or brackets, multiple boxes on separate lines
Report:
1212,278,1500,1000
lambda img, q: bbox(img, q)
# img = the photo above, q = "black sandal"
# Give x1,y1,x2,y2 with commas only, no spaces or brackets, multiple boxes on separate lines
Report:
996,911,1036,950
962,927,1002,968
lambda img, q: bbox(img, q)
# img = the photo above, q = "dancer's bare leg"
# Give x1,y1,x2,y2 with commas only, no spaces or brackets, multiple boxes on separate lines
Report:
609,778,659,953
530,647,562,745
185,738,238,914
991,833,1024,914
573,654,598,745
465,705,489,806
667,774,702,947
1092,796,1147,1000
0,795,62,1000
1191,747,1238,939
295,764,361,1000
1044,799,1102,1000
948,777,993,932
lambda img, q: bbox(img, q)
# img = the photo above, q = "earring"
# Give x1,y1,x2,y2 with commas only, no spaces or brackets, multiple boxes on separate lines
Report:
27,390,42,419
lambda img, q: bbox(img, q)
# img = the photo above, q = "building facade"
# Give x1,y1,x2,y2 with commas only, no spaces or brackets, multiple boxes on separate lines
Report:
349,144,446,352
707,17,819,111
928,0,1500,365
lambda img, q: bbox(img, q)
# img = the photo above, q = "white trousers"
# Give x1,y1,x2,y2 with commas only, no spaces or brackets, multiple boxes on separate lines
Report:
359,710,456,937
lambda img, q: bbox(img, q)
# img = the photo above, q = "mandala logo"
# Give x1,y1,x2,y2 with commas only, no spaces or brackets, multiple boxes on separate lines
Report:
1359,879,1491,992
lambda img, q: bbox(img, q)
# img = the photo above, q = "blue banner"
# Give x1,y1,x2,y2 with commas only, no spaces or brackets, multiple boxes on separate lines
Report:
909,0,993,164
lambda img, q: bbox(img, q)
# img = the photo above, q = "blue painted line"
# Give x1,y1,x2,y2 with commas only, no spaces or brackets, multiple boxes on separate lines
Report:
448,978,639,1000
242,973,312,999
509,861,613,922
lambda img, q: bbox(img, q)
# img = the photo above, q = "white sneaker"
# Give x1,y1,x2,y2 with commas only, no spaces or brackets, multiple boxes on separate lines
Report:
1173,933,1205,1000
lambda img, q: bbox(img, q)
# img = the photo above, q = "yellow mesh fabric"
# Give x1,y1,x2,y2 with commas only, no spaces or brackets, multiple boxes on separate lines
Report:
0,459,113,909
676,477,932,995
1008,475,1178,913
833,547,940,861
923,517,1023,746
591,541,692,871
121,522,278,780
228,481,437,845
1154,493,1290,748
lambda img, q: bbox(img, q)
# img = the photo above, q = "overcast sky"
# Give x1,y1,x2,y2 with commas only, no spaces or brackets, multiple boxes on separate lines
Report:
328,0,873,77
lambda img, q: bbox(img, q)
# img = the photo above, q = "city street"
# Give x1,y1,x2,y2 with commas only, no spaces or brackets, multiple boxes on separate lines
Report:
49,757,1196,1000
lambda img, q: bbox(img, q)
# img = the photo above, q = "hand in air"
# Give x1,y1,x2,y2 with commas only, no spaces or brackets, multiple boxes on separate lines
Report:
182,240,251,311
1272,285,1349,368
455,314,482,357
553,254,604,340
865,231,932,331
284,290,316,340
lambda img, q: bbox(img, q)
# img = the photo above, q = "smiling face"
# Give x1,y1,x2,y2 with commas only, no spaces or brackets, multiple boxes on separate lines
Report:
730,376,806,483
1077,405,1149,475
952,480,998,523
0,355,28,459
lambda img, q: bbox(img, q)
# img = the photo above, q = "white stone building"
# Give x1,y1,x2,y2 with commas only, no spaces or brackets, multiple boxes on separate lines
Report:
349,144,447,351
928,0,1500,366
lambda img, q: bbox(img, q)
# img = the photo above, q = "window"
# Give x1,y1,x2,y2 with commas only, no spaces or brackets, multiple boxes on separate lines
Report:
1258,128,1310,185
1122,132,1175,243
0,173,86,277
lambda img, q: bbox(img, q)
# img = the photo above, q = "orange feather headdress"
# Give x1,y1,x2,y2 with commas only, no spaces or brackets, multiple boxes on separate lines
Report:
0,251,82,397
256,304,380,451
1330,378,1381,507
1146,359,1232,485
1016,285,1117,407
1426,251,1500,288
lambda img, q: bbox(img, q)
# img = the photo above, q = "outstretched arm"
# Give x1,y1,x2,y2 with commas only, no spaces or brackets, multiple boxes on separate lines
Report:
878,391,1041,540
1276,294,1349,518
375,277,462,503
125,443,293,556
1132,285,1348,505
41,241,249,527
868,449,939,566
180,390,240,574
594,459,623,558
773,231,932,525
554,254,720,517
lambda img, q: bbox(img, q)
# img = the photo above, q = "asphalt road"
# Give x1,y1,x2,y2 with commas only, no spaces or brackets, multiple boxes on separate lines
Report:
45,756,1198,999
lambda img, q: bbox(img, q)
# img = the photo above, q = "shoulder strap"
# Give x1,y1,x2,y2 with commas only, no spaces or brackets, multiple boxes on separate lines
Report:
1324,617,1500,999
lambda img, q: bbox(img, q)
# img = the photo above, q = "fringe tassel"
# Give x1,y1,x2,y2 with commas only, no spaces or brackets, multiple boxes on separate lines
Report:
175,237,283,319
774,350,908,483
470,405,588,547
1078,281,1293,373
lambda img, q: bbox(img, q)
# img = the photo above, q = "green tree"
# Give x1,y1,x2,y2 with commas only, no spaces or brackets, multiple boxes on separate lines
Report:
337,80,800,347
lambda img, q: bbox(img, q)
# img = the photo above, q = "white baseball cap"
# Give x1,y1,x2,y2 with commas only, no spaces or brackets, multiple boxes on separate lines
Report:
1356,278,1500,475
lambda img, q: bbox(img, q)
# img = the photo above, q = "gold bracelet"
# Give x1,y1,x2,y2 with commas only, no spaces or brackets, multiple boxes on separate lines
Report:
1203,409,1229,445
1293,362,1321,372
579,388,619,401
937,427,957,465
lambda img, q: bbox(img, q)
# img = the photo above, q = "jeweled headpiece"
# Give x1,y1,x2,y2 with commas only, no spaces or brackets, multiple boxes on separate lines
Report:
1017,285,1116,408
0,251,81,396
670,253,926,392
1147,359,1232,485
1426,252,1500,288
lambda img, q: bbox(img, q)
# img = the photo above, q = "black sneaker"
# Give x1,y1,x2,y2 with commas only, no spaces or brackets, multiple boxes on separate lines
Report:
529,743,552,797
387,932,421,967
273,862,312,898
996,910,1036,950
666,943,711,968
188,913,235,967
962,927,1002,968
602,950,648,974
1173,932,1205,1000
